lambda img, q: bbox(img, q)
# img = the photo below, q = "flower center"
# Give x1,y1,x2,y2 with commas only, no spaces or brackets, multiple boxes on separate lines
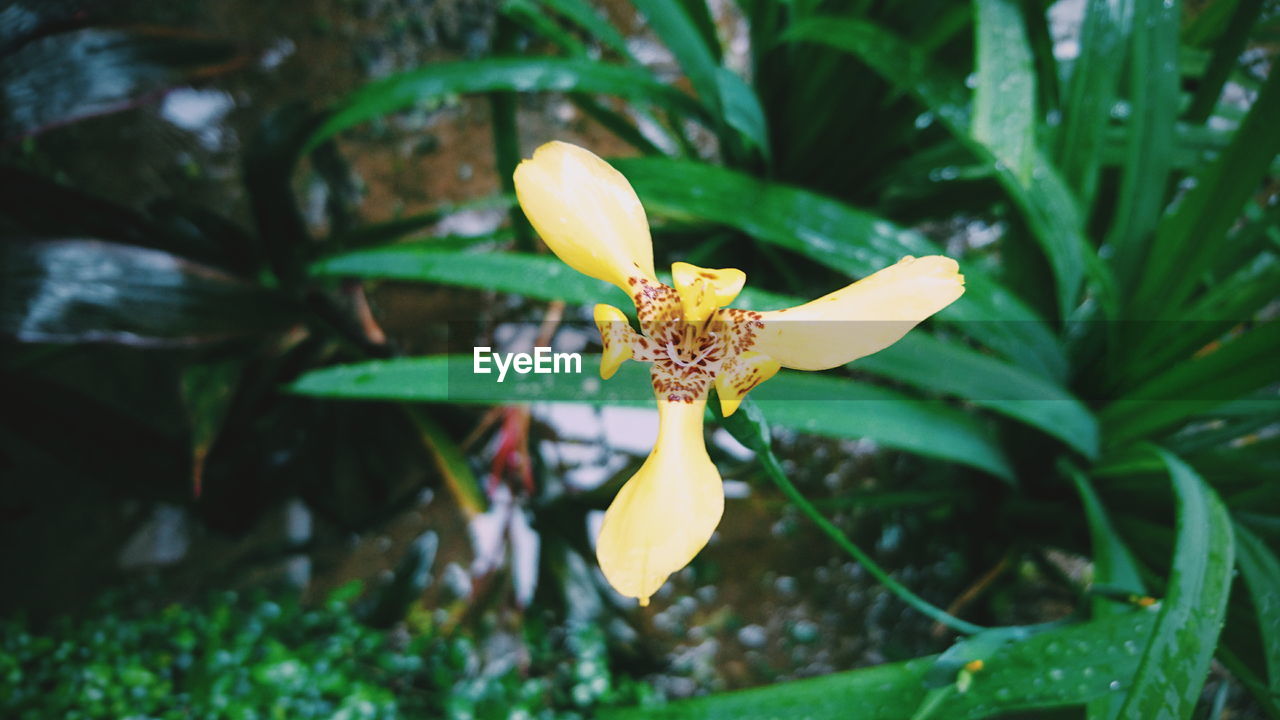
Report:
624,277,762,404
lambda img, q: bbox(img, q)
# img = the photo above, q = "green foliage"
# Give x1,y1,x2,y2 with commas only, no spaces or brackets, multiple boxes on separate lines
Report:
3,0,1278,718
287,0,1280,716
0,584,647,720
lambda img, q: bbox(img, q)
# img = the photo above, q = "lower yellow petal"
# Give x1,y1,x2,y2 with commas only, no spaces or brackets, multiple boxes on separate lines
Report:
594,303,636,379
714,351,781,417
595,394,723,605
751,255,964,370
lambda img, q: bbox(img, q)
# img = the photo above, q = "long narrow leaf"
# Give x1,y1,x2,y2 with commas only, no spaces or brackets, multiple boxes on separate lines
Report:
534,0,635,61
1071,469,1146,612
614,156,1069,379
602,609,1159,719
1,238,298,346
1102,322,1280,446
305,59,710,152
290,355,1014,479
1185,0,1266,123
858,333,1098,457
973,0,1036,183
315,247,1092,452
1131,51,1280,319
630,0,722,118
1118,449,1234,720
784,18,1092,320
1234,522,1280,695
1106,0,1181,293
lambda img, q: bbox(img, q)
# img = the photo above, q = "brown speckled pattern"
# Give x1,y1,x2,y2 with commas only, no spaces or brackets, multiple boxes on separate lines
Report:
611,276,764,404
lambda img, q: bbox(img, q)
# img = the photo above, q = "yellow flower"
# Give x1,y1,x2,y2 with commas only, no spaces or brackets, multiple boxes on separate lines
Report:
514,141,965,605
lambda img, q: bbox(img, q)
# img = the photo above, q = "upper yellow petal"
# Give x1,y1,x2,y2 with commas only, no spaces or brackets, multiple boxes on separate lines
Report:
751,255,965,370
594,394,723,605
671,262,746,324
513,141,657,292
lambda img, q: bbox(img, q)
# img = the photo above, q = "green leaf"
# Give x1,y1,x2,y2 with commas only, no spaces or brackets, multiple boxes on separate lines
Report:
1070,469,1146,614
752,372,1014,480
244,104,325,289
714,66,771,159
1070,470,1145,720
1102,322,1280,447
181,358,242,496
290,355,1013,479
1,238,298,347
1131,48,1280,319
405,407,486,516
1117,252,1280,388
630,0,769,159
858,333,1099,457
972,0,1036,183
613,156,1069,379
503,0,588,55
314,246,1083,454
310,247,792,315
312,248,620,305
305,59,709,152
1233,522,1280,695
783,18,1091,320
603,655,933,720
602,610,1159,719
1184,0,1266,123
533,0,635,61
630,0,723,117
1105,0,1181,294
1117,449,1235,720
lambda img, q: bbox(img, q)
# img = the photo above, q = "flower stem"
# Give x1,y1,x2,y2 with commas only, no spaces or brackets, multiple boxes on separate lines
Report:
756,446,986,636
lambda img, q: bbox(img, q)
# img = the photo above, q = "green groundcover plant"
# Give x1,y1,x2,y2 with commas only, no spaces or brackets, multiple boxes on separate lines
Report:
0,582,649,720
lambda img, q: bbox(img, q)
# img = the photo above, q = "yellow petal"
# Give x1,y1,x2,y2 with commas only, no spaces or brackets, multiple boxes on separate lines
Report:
714,350,781,417
594,303,635,380
751,255,964,370
513,141,657,291
671,262,746,324
595,395,723,605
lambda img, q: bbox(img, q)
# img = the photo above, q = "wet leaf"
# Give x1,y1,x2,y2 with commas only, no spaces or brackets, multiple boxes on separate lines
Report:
290,354,1013,479
1233,522,1280,696
612,156,1068,380
601,610,1160,719
306,58,710,153
1117,449,1235,720
1,238,299,346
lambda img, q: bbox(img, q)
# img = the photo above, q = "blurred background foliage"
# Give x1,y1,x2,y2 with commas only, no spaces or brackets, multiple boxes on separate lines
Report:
1,0,1278,718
